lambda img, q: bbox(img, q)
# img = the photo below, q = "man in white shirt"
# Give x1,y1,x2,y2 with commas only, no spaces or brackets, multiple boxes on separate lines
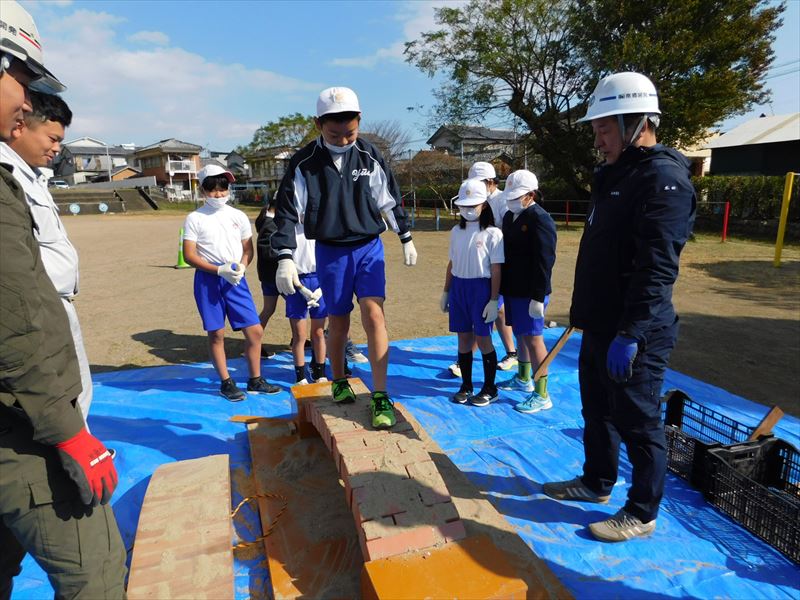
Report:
0,91,93,426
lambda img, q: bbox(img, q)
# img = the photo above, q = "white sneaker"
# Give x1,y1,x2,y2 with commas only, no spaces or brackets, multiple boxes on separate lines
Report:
497,353,518,370
497,374,534,392
589,509,656,542
312,376,328,383
448,363,462,378
295,378,309,386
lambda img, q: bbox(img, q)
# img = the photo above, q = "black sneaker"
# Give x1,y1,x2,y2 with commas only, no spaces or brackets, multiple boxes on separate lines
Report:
220,378,245,402
451,387,472,404
469,387,498,407
260,346,276,359
247,376,281,394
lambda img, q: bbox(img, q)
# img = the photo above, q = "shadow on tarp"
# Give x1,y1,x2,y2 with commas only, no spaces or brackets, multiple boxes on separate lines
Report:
12,328,800,600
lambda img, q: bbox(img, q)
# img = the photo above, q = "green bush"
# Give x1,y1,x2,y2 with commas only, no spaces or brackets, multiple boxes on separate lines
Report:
692,175,799,221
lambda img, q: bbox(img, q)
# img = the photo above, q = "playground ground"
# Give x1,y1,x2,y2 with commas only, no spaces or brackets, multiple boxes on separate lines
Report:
63,212,800,417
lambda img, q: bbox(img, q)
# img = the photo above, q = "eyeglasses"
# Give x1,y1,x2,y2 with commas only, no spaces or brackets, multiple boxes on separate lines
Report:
201,177,229,192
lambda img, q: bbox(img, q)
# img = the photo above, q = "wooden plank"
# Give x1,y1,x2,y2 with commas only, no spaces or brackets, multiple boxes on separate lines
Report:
748,405,785,441
127,455,234,600
534,326,578,381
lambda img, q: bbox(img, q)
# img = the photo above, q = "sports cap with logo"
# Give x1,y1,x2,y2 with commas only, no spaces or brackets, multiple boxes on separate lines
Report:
455,178,489,207
0,0,65,94
316,86,361,117
198,164,235,185
502,170,539,201
468,161,497,181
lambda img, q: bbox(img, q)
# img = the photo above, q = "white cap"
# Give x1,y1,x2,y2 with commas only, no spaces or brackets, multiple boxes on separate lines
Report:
502,170,538,200
198,164,234,185
578,71,660,123
316,86,361,117
0,0,65,93
468,161,497,180
455,178,488,207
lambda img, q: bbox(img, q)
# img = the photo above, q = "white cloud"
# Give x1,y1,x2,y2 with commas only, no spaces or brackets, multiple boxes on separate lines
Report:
128,30,170,46
329,0,464,69
35,8,321,149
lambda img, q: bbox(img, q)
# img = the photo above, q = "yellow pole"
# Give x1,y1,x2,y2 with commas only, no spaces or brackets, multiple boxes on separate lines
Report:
773,171,796,268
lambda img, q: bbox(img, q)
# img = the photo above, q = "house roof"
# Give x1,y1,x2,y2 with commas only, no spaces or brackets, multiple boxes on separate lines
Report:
200,157,228,169
244,146,295,160
136,138,203,154
427,125,517,146
706,113,800,149
111,165,141,176
63,138,135,156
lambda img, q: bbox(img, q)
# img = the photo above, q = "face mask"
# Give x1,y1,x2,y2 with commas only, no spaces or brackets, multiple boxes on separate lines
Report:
324,140,355,154
507,198,524,215
205,195,230,209
459,206,479,221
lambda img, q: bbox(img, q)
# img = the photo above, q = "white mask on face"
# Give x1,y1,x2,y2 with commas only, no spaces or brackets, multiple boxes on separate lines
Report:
507,198,524,215
459,206,479,221
324,140,355,154
205,195,230,209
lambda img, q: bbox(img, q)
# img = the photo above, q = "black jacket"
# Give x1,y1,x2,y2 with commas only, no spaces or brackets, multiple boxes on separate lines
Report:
569,144,697,341
500,204,557,302
272,137,411,254
255,209,279,285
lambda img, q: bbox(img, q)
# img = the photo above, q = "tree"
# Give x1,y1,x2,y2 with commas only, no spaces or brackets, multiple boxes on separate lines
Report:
405,0,783,199
398,150,463,209
360,120,411,167
238,113,317,154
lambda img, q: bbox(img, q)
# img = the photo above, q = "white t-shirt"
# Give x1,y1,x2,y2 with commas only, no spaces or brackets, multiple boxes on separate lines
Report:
487,188,507,227
449,221,504,279
183,203,252,265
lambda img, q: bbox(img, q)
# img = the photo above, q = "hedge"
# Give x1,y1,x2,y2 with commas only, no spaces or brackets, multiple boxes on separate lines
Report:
692,175,799,221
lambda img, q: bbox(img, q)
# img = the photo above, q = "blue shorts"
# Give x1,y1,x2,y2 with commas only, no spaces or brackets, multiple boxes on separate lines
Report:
505,295,549,336
285,273,328,320
449,276,493,337
261,281,279,297
193,270,260,332
315,238,386,316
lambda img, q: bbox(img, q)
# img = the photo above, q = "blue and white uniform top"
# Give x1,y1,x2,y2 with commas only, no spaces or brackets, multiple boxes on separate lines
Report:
293,224,316,275
449,222,504,279
183,203,252,265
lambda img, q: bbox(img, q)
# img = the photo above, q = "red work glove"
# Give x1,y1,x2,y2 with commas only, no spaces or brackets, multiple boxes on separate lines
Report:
55,428,118,506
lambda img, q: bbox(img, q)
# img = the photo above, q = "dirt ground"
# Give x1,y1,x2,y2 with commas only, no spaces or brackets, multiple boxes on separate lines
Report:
62,211,800,418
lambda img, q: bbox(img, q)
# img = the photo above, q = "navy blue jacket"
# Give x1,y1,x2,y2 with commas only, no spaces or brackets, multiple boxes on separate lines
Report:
569,144,696,341
500,204,557,302
271,137,411,255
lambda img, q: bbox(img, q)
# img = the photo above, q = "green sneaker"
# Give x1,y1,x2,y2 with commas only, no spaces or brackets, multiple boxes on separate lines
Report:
331,378,356,404
371,391,396,429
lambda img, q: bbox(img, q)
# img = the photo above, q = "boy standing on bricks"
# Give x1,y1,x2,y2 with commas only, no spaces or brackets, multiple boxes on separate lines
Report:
272,86,418,429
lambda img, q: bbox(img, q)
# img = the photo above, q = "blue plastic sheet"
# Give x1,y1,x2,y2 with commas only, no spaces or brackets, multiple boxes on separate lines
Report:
12,328,800,599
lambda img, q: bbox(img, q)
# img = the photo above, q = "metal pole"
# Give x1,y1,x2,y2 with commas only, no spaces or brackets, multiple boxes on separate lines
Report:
460,141,464,179
105,144,112,182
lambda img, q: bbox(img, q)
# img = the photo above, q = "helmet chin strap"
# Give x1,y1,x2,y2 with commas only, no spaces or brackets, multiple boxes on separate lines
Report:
617,114,648,149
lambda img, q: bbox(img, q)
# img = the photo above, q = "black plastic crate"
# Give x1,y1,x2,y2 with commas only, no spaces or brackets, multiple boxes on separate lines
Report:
705,438,800,563
663,389,755,486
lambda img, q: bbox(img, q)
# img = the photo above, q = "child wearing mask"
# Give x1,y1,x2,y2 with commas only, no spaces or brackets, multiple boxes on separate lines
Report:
440,178,504,406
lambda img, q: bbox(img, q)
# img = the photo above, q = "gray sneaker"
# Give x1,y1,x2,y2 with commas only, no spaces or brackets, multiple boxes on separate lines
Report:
589,509,656,542
542,477,610,503
345,339,369,363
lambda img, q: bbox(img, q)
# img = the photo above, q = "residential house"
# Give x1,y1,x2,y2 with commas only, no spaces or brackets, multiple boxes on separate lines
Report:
225,150,247,178
56,137,137,185
426,125,518,175
134,138,202,195
705,113,800,176
245,146,294,194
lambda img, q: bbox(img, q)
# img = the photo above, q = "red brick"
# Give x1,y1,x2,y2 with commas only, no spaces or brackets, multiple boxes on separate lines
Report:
436,519,467,543
341,455,378,480
363,525,441,561
361,516,396,541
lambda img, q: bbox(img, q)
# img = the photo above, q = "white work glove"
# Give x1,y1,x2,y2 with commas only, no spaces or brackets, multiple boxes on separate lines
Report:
440,291,449,313
298,284,322,309
482,299,499,324
529,299,545,319
276,258,298,296
402,240,418,266
217,262,244,286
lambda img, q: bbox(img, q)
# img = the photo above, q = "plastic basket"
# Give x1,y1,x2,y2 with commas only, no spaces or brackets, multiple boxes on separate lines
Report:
705,438,800,562
663,389,755,486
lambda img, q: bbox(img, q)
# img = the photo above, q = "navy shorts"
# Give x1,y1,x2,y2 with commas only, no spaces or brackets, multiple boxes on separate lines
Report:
449,276,493,337
260,281,279,296
285,273,328,320
315,238,386,316
193,270,260,332
504,295,549,336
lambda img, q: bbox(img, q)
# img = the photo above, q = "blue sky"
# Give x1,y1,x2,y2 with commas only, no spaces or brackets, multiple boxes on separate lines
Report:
23,0,800,153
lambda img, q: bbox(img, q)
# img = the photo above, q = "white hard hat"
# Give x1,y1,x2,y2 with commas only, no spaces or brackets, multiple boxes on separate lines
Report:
0,0,65,93
198,164,234,185
316,86,361,117
468,161,496,180
455,178,488,207
502,170,538,201
578,72,659,123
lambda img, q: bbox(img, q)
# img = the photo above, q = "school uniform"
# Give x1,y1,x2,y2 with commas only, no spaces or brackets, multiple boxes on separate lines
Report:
285,226,327,320
255,209,280,297
500,203,557,336
183,202,259,331
448,222,504,336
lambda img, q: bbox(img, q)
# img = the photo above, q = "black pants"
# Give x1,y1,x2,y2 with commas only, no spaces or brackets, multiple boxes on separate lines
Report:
0,420,127,600
578,320,678,522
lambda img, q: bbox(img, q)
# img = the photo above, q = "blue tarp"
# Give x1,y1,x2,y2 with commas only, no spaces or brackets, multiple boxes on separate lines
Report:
12,328,800,598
